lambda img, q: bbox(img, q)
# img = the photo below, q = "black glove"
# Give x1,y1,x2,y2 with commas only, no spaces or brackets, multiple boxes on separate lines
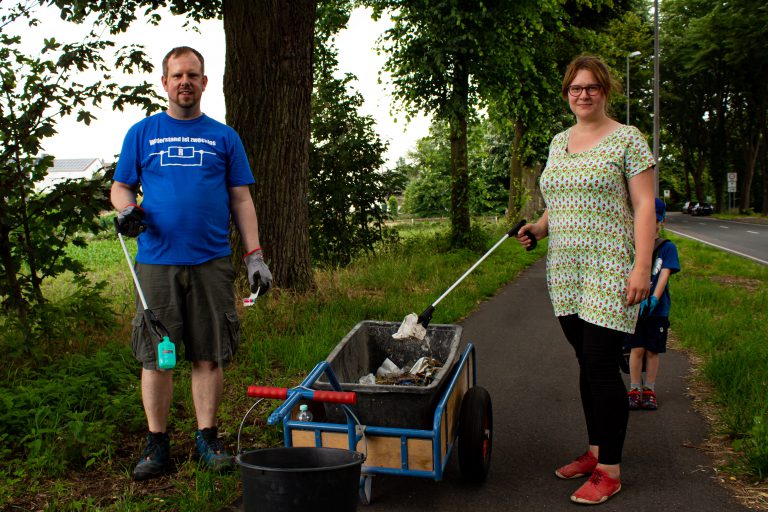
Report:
116,203,145,237
244,248,272,295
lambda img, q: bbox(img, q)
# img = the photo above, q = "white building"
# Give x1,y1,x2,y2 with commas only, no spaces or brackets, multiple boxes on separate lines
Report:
36,158,105,192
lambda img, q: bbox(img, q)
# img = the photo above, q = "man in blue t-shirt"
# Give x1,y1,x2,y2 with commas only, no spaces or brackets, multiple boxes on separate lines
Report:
625,198,680,411
111,46,272,481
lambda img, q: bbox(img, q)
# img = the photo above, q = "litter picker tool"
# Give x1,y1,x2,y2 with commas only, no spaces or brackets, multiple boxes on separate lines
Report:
114,219,176,370
393,220,536,341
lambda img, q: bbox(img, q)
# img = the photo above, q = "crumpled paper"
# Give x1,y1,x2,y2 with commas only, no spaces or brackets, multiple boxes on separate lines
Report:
358,373,376,385
391,313,427,340
376,357,400,377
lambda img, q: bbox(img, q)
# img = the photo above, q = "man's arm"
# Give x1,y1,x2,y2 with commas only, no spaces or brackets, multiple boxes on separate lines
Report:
229,185,261,253
111,181,138,210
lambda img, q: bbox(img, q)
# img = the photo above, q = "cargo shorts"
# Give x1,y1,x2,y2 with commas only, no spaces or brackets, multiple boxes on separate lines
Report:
130,256,241,370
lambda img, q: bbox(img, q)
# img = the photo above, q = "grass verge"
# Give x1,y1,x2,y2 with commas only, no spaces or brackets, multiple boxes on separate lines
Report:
666,230,768,482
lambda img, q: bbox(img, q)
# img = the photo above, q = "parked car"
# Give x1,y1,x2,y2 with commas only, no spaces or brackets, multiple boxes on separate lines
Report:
681,201,693,214
691,202,714,216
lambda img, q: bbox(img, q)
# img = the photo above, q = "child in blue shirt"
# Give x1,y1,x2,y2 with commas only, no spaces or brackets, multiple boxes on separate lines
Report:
626,198,680,410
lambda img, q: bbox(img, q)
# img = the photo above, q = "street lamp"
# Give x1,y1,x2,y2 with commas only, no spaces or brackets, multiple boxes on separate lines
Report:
626,51,641,125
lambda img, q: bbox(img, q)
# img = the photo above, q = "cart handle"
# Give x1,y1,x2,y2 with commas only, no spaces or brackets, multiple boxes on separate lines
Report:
247,385,356,404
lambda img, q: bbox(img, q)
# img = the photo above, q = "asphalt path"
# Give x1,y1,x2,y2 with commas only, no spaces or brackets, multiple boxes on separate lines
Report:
360,259,749,511
226,259,751,511
663,212,768,265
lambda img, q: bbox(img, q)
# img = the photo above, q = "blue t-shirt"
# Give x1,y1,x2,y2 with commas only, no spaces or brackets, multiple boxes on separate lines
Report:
114,112,254,265
649,239,680,317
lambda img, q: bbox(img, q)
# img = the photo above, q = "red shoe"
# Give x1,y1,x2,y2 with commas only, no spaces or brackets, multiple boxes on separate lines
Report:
570,468,621,505
555,451,598,479
642,388,658,410
628,388,641,410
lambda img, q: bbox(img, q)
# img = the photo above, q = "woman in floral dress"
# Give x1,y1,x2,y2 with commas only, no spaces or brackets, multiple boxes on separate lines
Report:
517,55,656,505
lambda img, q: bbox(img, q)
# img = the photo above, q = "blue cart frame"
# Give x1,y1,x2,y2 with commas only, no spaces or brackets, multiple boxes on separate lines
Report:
262,342,480,498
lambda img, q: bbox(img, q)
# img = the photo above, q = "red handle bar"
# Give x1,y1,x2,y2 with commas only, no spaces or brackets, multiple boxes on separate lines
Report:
247,385,356,404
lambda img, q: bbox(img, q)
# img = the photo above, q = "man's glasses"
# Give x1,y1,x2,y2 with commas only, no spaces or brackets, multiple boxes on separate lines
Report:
567,84,602,97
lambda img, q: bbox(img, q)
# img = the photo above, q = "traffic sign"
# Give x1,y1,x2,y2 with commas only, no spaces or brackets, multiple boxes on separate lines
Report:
728,182,736,192
727,172,737,183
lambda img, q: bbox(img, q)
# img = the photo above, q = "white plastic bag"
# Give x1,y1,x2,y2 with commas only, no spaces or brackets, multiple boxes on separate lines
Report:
391,313,427,340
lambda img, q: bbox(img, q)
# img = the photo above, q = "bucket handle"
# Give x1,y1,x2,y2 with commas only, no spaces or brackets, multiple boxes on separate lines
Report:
237,398,265,456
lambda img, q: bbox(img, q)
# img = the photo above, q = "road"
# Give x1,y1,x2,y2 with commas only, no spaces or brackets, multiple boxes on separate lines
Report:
663,212,768,265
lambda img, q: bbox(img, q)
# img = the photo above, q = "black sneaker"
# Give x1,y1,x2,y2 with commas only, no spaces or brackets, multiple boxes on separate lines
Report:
195,427,233,470
133,432,170,481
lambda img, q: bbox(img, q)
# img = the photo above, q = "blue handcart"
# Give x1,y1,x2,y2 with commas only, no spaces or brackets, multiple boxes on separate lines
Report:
247,321,493,505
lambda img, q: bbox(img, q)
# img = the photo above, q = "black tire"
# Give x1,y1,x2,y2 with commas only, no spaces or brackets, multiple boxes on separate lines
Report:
458,385,493,483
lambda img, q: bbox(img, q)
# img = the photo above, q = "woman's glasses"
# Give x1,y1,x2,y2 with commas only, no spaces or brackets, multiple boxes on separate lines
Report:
568,84,602,97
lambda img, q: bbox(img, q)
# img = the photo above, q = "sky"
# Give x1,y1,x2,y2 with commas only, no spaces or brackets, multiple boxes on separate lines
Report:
26,6,431,167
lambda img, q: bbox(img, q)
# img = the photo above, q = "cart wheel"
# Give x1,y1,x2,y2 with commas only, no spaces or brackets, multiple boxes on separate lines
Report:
458,386,493,483
359,475,373,505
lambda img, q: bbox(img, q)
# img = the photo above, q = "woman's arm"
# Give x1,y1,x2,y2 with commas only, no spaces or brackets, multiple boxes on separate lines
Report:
626,167,656,306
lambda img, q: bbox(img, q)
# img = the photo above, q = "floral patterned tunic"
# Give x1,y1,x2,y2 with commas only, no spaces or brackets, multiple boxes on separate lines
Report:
540,125,655,333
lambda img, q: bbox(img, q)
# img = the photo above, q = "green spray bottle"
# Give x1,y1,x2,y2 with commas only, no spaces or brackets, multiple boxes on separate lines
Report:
157,335,176,370
139,292,176,371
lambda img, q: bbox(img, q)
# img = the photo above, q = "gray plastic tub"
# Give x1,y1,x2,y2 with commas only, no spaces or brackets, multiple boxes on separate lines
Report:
315,320,462,429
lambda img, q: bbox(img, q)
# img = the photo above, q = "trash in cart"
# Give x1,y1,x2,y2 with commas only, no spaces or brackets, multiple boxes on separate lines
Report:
316,321,460,428
361,355,443,386
376,357,399,377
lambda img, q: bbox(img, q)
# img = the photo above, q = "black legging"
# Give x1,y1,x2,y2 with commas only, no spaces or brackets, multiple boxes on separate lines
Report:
558,314,629,465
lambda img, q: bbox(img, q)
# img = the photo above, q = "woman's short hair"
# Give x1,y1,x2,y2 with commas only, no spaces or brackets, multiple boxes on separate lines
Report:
561,55,620,106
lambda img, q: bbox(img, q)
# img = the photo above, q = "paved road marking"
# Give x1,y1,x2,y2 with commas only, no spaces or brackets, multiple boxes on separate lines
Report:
747,230,760,235
664,228,768,266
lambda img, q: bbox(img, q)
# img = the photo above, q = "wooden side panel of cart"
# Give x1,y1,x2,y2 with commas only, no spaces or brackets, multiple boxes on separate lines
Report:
290,349,474,473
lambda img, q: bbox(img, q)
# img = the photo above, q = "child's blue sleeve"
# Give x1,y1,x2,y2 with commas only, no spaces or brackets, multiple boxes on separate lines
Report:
660,242,680,274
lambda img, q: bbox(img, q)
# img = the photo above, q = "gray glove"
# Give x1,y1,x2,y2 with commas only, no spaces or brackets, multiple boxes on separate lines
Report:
116,203,145,237
244,249,272,295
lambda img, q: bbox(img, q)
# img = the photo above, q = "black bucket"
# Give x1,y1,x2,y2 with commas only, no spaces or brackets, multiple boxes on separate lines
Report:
236,447,364,512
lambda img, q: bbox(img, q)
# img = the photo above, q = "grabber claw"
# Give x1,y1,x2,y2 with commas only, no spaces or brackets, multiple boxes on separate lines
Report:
243,287,261,307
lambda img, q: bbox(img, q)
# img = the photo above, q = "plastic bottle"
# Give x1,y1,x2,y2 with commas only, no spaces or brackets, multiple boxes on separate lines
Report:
157,336,177,370
297,404,313,422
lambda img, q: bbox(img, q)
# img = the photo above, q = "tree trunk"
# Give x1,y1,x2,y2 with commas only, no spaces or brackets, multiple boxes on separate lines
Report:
709,81,729,212
522,163,543,221
506,119,525,223
694,158,705,204
761,126,768,214
449,53,470,247
0,220,27,324
739,134,759,213
222,0,315,291
682,166,691,201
